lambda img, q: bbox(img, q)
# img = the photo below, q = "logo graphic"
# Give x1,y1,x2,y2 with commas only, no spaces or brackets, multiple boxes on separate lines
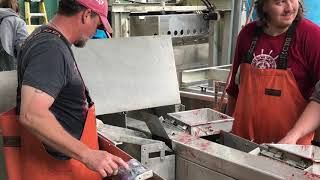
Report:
96,0,104,5
251,49,278,69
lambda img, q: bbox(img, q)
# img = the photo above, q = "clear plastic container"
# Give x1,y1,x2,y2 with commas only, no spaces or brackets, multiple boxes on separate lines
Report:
118,159,153,180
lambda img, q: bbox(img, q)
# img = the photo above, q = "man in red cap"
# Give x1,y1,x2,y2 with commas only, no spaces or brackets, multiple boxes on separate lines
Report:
2,0,128,179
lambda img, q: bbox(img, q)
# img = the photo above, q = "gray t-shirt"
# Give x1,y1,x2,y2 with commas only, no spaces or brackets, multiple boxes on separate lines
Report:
17,26,88,160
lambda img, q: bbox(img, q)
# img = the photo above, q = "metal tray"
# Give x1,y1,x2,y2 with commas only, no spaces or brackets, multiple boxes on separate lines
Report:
167,108,234,137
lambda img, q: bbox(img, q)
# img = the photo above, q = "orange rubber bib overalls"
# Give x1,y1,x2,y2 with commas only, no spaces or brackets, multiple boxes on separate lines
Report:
232,20,314,144
0,27,101,180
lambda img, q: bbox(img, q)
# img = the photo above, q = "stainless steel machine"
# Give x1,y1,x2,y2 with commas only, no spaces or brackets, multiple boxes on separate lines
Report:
1,35,320,180
71,37,320,180
109,0,243,111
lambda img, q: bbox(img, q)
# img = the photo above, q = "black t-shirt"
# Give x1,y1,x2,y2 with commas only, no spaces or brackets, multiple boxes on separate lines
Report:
16,26,88,159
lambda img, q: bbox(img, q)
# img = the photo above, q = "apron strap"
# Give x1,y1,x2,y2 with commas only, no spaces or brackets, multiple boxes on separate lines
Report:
43,27,94,106
245,27,262,64
22,26,94,106
244,20,298,70
277,20,298,69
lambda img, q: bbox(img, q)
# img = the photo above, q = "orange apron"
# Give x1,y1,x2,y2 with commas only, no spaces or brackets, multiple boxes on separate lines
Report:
0,26,101,179
232,20,314,144
0,105,101,180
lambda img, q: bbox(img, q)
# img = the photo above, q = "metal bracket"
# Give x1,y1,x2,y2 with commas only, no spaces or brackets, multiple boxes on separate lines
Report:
141,143,167,165
259,145,312,170
203,12,221,21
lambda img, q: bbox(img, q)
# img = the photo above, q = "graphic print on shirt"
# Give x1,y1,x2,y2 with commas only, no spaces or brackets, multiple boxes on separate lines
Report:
251,49,279,69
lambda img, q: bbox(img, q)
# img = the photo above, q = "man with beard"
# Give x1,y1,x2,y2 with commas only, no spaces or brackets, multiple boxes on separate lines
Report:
226,0,320,145
15,0,128,179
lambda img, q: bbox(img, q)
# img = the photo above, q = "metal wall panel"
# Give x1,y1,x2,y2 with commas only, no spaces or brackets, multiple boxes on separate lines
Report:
73,36,181,115
0,71,17,113
176,156,235,180
130,14,208,37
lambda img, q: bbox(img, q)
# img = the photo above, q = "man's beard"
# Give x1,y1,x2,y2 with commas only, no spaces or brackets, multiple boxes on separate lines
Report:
74,38,87,48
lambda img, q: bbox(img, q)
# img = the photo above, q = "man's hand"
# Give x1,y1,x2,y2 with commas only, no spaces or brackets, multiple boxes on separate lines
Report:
81,149,129,177
20,85,129,177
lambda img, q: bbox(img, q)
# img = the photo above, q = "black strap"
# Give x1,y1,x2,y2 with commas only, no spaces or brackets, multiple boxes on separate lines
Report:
23,26,94,106
245,27,262,64
2,136,21,147
244,20,298,69
277,20,298,69
46,27,94,106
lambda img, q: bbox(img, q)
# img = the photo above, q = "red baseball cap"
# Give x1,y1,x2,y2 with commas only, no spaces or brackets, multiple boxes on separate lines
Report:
76,0,113,33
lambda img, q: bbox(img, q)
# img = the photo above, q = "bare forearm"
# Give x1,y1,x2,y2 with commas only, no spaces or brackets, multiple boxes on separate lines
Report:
20,110,89,161
19,85,128,177
287,101,320,139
